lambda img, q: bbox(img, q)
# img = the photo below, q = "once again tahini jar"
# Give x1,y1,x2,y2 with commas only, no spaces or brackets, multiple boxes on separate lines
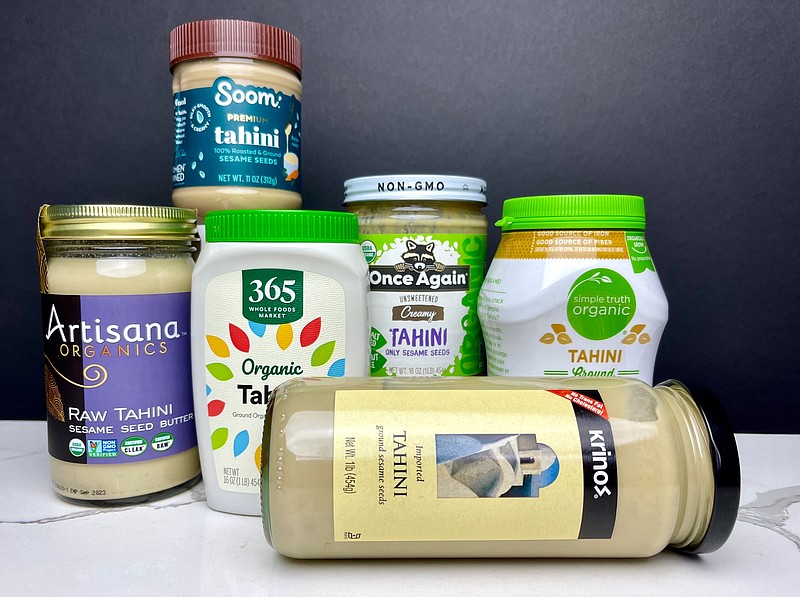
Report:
344,175,488,377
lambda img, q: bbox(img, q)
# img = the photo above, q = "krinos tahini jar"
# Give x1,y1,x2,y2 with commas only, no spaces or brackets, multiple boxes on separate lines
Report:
261,376,739,558
38,204,201,504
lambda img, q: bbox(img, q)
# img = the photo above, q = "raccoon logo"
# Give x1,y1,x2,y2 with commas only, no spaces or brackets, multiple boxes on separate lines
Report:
395,240,445,272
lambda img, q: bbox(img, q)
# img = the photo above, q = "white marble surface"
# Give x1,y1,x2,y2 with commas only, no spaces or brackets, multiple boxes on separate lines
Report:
1,422,798,596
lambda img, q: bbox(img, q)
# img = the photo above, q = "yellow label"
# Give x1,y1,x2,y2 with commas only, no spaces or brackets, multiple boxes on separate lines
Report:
333,389,603,542
495,230,629,260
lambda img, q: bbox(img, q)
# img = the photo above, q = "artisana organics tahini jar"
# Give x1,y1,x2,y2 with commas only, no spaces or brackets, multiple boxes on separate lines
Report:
170,19,302,222
262,376,739,558
344,175,488,377
191,210,370,515
38,204,200,504
479,195,668,384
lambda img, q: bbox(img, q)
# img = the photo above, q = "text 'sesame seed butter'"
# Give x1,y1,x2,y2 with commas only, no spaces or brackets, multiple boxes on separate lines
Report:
191,210,369,515
479,195,668,384
344,175,488,377
170,20,303,222
38,204,201,504
262,377,739,558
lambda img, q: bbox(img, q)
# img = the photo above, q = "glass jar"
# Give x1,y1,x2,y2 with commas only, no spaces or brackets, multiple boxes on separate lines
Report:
343,175,488,377
479,195,668,384
170,19,303,222
38,204,200,504
261,376,739,558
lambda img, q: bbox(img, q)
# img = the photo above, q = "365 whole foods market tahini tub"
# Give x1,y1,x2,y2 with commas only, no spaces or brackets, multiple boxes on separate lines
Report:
191,209,369,515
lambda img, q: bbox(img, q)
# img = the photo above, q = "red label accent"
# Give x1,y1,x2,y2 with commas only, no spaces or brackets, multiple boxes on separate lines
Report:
548,389,609,420
300,317,322,347
207,399,226,417
229,323,251,353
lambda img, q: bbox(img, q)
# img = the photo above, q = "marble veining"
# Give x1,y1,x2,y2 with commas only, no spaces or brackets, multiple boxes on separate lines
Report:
0,486,206,525
1,424,798,596
0,446,41,462
738,485,800,551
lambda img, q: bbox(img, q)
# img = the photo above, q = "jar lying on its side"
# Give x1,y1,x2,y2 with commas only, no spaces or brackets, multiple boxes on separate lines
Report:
262,376,739,558
344,175,488,377
38,204,201,504
170,19,303,222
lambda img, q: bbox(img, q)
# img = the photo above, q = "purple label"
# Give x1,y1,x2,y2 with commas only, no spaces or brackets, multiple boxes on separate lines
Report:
42,292,197,464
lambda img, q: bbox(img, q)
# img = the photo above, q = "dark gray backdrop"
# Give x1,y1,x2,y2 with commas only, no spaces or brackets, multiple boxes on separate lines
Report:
3,1,798,432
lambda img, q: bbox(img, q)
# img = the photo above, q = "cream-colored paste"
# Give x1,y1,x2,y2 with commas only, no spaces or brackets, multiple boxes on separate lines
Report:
47,256,200,502
349,200,486,235
263,377,713,558
172,58,302,221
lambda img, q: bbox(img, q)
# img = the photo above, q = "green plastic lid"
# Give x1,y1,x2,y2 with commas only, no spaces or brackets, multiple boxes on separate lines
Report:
205,210,359,243
496,195,646,231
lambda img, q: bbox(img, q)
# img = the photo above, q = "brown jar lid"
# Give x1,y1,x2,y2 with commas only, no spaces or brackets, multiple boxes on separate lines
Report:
169,19,301,76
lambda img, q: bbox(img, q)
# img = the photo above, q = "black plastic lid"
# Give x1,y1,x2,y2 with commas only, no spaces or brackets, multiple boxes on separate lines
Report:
659,380,741,555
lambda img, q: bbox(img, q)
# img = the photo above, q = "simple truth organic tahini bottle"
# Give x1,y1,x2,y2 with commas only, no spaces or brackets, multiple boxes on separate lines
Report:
261,376,739,558
479,195,668,384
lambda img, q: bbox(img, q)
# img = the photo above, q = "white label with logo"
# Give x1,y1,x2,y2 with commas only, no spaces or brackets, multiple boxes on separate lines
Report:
362,233,485,377
202,268,347,494
478,230,668,384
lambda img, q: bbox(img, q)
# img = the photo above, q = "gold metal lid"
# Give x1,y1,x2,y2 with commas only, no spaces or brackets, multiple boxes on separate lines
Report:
39,204,198,240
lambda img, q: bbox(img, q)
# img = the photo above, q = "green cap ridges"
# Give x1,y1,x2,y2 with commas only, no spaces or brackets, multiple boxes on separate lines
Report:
496,195,646,231
205,210,359,243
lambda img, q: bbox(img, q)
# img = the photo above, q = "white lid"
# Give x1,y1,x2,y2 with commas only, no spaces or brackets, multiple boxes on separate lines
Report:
343,174,487,204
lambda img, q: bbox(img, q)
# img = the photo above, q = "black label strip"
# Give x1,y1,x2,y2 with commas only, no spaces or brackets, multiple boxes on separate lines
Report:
573,389,618,539
42,294,87,463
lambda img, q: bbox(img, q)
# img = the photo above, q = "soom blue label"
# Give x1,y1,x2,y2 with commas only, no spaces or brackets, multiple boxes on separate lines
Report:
173,77,301,192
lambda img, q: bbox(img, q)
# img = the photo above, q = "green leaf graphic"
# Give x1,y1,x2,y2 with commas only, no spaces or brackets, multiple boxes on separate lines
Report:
211,427,229,450
207,363,233,381
311,341,336,367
